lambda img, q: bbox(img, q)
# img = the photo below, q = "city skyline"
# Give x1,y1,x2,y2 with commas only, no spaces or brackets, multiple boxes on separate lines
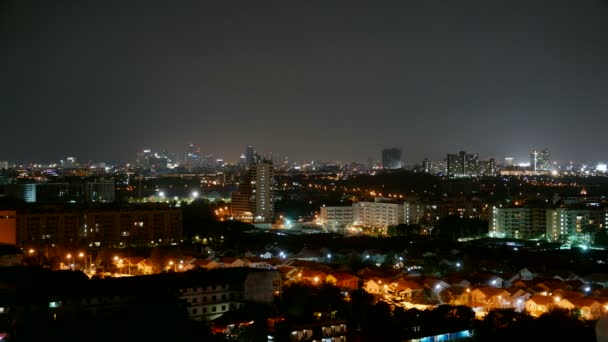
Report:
2,143,607,167
3,1,608,164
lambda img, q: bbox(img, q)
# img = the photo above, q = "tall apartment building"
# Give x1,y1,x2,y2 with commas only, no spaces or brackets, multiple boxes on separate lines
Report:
0,210,17,245
446,151,495,178
490,207,547,239
530,149,551,172
546,208,607,243
382,148,402,170
231,162,274,222
85,180,115,203
447,151,479,178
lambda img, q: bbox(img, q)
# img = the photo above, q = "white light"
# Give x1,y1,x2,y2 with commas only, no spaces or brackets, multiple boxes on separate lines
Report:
191,191,199,198
597,164,607,172
158,191,165,198
456,262,461,267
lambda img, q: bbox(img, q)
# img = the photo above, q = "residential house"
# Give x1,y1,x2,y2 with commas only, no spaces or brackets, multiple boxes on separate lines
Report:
364,278,392,295
550,270,584,283
505,288,531,312
388,278,424,300
525,295,556,317
585,273,608,288
289,248,324,262
469,287,512,311
194,259,220,270
557,298,602,320
326,273,360,290
443,274,471,288
518,268,536,281
502,273,520,288
133,258,154,275
242,257,274,270
276,265,298,282
217,257,246,268
421,278,451,294
297,270,328,285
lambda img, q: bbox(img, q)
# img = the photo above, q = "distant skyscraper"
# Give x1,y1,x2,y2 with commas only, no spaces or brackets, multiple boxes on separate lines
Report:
245,145,256,165
447,151,479,178
231,161,274,222
504,157,514,167
0,161,8,169
184,143,201,168
530,149,550,172
381,148,402,169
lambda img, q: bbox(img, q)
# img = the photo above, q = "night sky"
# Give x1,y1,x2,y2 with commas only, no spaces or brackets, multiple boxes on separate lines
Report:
2,1,607,165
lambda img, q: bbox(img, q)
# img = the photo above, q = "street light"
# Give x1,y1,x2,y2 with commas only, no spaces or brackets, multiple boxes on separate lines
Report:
66,253,72,270
78,252,85,270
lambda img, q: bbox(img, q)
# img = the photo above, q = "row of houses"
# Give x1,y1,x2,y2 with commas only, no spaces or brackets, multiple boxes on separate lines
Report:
112,255,280,275
268,259,608,320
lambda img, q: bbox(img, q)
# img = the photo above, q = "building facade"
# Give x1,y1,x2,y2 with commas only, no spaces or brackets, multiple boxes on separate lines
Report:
231,162,274,222
16,207,182,248
353,200,404,228
546,208,606,243
530,149,551,172
319,206,353,229
490,207,547,239
382,148,402,170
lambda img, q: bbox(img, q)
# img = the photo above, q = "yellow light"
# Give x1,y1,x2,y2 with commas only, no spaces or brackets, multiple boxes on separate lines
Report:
66,254,72,259
28,249,35,254
78,252,84,258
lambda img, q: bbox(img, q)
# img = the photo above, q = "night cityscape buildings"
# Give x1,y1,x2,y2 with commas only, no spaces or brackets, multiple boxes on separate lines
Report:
3,1,608,341
381,148,403,170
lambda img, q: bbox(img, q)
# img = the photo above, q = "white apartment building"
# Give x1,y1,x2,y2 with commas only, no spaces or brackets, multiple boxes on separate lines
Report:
319,206,354,228
353,200,404,228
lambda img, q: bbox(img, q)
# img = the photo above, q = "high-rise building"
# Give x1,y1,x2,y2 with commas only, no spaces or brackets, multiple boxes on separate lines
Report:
546,208,606,243
245,145,256,165
490,206,547,239
85,180,115,203
0,210,17,245
504,157,514,167
184,144,201,168
5,184,36,203
231,161,274,222
381,148,402,170
0,161,8,170
530,149,550,172
447,151,479,178
479,159,497,176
